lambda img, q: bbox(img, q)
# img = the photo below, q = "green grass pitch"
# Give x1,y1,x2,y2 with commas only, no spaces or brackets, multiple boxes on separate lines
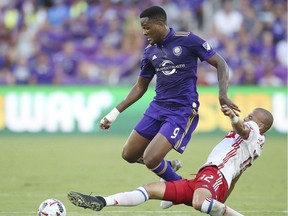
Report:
0,134,286,216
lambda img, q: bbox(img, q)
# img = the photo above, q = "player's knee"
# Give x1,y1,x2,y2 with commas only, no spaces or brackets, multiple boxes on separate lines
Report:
121,150,137,163
192,199,203,211
142,155,158,169
193,188,213,212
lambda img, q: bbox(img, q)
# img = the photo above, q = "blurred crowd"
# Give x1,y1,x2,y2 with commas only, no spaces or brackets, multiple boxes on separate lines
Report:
0,0,287,86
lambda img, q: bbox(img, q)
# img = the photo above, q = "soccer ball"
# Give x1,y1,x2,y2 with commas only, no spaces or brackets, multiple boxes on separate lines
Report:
38,198,67,216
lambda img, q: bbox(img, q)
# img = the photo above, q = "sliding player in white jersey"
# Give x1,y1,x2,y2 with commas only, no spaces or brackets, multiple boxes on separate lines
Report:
68,105,274,216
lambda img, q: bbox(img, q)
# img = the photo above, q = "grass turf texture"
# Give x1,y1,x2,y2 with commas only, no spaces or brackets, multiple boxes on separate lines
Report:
0,135,286,216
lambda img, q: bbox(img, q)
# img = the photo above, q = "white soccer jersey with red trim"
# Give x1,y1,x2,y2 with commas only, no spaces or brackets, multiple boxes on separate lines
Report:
202,121,265,188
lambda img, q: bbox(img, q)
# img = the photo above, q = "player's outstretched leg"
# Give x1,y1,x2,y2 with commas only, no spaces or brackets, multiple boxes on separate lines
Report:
68,187,149,212
160,159,182,209
68,191,106,211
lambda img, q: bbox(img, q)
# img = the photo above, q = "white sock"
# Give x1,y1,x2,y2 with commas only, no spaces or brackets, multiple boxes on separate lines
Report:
200,198,244,216
104,187,149,206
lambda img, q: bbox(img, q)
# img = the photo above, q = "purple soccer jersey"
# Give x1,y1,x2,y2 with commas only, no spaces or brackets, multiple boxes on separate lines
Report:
135,28,215,152
140,28,215,108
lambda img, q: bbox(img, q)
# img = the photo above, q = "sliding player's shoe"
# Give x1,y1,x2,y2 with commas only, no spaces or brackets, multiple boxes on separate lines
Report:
68,191,105,211
160,159,182,209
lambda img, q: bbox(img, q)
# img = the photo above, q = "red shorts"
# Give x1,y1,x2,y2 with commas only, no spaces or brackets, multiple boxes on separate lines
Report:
163,166,228,206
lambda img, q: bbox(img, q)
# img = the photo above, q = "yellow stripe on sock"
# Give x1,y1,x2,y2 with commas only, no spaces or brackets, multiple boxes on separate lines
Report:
150,160,168,175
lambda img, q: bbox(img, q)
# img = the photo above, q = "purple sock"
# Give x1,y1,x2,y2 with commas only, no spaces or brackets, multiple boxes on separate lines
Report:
151,160,181,181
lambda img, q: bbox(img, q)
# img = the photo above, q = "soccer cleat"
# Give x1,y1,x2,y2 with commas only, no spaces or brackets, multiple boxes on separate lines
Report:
171,159,182,172
160,159,182,209
68,191,105,211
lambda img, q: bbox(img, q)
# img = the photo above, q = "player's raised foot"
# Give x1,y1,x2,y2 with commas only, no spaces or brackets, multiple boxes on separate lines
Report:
160,159,182,209
68,191,105,211
171,159,182,172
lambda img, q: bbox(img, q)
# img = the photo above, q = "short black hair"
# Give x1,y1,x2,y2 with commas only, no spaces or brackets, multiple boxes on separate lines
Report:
139,6,167,21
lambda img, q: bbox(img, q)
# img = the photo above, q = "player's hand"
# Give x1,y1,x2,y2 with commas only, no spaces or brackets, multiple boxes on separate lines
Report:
99,117,112,131
221,104,236,118
98,108,120,131
219,96,241,116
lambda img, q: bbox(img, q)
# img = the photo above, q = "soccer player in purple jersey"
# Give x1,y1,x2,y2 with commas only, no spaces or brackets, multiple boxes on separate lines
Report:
99,6,240,182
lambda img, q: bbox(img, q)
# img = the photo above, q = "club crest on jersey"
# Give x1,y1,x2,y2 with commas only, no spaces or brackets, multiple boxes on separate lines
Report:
173,46,182,56
202,42,211,51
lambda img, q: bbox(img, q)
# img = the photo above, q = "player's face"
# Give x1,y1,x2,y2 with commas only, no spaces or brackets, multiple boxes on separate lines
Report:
244,109,263,126
140,17,165,45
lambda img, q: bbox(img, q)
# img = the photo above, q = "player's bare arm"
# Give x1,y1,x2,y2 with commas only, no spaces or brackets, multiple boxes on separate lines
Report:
221,105,249,139
207,53,241,115
99,76,152,130
116,76,151,112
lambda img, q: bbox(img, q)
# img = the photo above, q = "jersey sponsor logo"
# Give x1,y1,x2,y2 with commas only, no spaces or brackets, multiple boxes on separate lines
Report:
202,41,211,51
173,46,182,56
156,60,185,75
